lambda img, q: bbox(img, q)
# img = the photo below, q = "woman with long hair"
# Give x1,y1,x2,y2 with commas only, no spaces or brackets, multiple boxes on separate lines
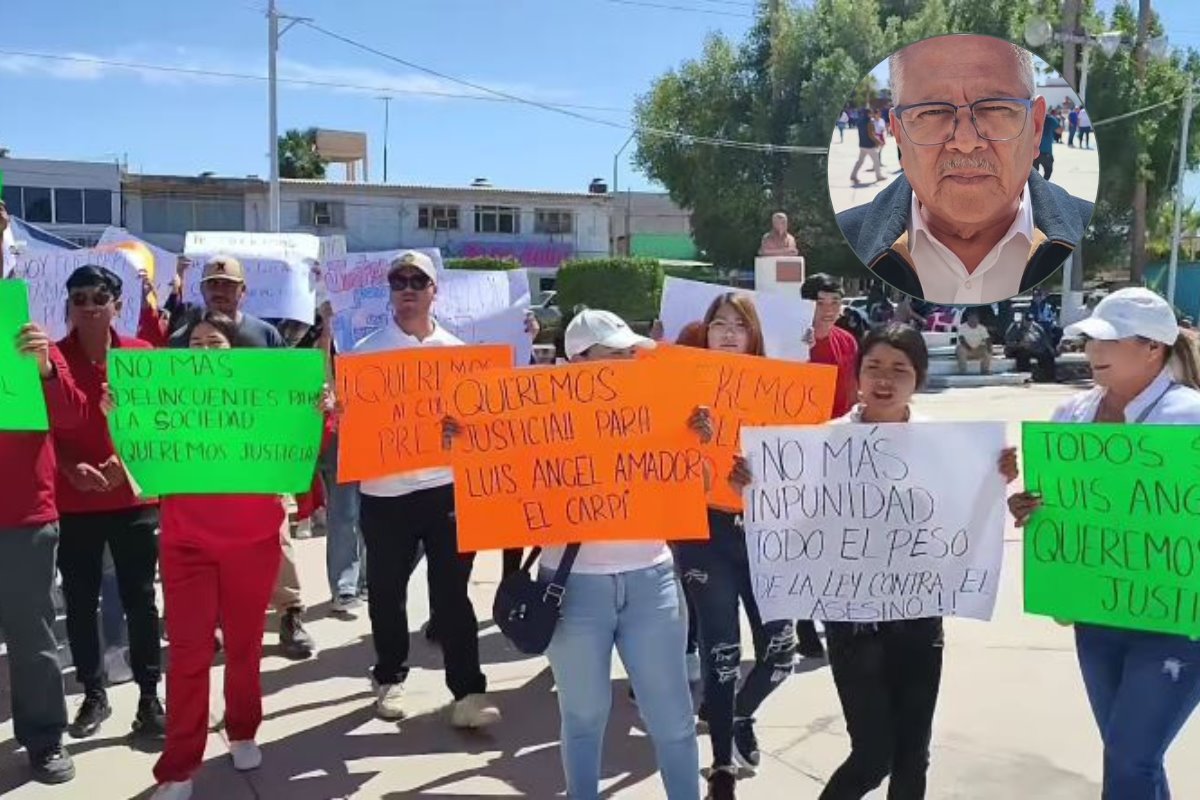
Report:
1009,288,1200,799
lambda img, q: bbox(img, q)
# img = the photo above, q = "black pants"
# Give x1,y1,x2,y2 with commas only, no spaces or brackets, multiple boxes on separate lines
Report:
819,618,944,800
58,506,161,695
1034,152,1053,180
1011,349,1057,382
360,486,485,699
677,510,795,767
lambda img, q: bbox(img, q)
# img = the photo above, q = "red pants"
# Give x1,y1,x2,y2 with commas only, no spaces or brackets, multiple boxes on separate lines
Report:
153,535,281,783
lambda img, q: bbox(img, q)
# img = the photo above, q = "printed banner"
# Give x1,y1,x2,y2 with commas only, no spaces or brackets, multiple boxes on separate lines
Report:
0,280,49,431
106,349,326,495
1022,422,1200,636
659,276,815,361
335,344,514,481
182,255,317,325
7,248,141,339
641,345,836,510
446,359,709,551
742,422,1008,623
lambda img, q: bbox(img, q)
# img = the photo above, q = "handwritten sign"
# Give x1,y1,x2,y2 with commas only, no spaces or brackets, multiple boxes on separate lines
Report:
7,248,141,339
325,249,445,352
335,344,514,481
106,349,326,495
742,422,1008,623
446,359,709,551
0,280,49,431
642,345,836,510
1022,422,1200,636
184,231,344,264
659,276,816,361
182,255,317,325
99,227,178,302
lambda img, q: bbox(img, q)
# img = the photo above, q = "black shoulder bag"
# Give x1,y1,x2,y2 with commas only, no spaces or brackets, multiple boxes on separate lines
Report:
493,544,580,655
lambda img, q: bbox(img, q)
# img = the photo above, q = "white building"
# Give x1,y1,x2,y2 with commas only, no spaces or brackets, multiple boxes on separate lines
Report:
123,174,612,293
0,157,122,246
1038,75,1082,112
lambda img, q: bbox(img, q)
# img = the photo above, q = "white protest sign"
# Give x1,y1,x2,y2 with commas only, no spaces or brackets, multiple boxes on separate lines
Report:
659,276,814,361
742,422,1007,624
183,256,317,324
435,268,532,366
8,248,141,339
185,231,322,262
99,227,177,301
325,249,445,352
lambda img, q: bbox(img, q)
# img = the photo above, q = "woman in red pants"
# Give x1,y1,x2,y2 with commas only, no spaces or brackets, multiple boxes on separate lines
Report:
147,311,331,800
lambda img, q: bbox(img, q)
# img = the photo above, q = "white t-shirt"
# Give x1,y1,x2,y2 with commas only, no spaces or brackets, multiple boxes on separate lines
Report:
540,541,673,575
958,323,990,350
1077,109,1092,128
838,112,849,124
1051,368,1200,425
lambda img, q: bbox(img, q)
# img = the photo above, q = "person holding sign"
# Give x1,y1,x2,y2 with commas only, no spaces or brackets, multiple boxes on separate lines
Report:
51,266,166,742
672,294,795,798
1009,288,1200,800
350,251,501,729
732,325,1017,800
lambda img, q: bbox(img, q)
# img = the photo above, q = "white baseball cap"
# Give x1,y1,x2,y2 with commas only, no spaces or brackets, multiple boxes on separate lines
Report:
1064,287,1179,345
388,250,437,284
564,309,654,359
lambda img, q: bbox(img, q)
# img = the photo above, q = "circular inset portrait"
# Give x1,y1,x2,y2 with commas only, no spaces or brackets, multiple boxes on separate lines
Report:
828,34,1099,306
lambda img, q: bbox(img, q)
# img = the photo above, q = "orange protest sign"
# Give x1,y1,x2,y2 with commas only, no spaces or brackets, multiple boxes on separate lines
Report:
641,344,837,511
335,344,513,482
445,358,710,551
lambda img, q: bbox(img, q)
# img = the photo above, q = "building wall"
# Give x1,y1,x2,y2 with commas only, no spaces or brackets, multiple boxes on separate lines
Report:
0,158,122,246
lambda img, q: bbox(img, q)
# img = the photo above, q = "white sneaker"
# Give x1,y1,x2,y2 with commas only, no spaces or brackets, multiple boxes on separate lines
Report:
331,594,363,617
229,740,262,771
450,694,501,729
375,683,406,720
293,519,313,539
104,646,133,685
152,781,193,800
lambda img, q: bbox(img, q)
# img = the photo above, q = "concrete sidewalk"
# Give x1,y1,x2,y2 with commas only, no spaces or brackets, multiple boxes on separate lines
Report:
2,384,1197,798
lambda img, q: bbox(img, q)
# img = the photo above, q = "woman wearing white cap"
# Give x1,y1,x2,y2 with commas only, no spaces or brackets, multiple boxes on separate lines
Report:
1009,287,1200,800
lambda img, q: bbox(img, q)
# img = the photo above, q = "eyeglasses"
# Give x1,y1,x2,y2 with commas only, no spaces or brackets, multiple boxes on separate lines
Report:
708,320,749,334
69,290,114,307
894,98,1034,146
388,273,433,291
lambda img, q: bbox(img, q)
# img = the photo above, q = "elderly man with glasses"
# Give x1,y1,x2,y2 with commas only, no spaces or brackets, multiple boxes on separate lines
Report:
836,34,1094,306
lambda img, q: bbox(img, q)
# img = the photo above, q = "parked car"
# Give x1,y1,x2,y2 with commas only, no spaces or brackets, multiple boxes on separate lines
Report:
531,290,562,327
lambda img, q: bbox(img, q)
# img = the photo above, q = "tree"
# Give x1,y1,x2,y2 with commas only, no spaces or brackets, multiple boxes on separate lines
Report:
278,128,326,179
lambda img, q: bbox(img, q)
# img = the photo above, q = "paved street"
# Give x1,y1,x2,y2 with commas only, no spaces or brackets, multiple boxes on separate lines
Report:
826,124,1101,217
3,384,1198,799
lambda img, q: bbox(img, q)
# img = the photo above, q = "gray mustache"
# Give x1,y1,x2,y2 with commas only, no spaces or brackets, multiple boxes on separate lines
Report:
938,157,997,175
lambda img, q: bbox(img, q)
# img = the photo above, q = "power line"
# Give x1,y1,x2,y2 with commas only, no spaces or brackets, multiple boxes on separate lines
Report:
598,0,755,17
1091,85,1198,127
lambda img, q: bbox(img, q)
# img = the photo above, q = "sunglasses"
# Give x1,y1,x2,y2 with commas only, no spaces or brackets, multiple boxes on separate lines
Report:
388,273,433,291
69,290,114,307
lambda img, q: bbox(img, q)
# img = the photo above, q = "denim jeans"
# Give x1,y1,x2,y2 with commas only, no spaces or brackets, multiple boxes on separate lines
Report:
543,560,700,800
319,443,366,600
100,544,128,649
1075,624,1200,800
677,509,794,768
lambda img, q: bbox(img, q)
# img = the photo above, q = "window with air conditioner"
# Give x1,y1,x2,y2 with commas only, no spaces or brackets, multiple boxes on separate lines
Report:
301,200,344,228
418,205,459,231
534,208,574,235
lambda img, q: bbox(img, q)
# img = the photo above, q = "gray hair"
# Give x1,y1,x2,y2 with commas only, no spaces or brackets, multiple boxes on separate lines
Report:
889,36,1035,105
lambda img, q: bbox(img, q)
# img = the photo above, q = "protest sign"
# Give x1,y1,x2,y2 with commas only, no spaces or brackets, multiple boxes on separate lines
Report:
1022,422,1200,637
0,280,49,431
106,349,325,496
742,422,1008,624
335,344,513,482
99,227,178,302
659,276,815,361
446,359,709,551
7,248,141,339
182,255,317,324
325,249,445,351
184,231,344,263
641,345,836,511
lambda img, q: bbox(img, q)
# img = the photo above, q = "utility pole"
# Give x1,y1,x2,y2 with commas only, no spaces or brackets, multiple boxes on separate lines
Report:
378,96,392,183
1167,80,1194,308
1060,0,1085,323
1129,0,1153,284
268,0,280,232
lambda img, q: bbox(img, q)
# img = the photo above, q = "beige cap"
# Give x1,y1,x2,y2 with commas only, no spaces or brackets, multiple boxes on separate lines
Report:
200,255,246,284
388,250,437,284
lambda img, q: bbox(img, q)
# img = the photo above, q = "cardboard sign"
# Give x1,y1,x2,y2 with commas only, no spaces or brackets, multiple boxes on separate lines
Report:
659,276,815,361
0,280,49,431
641,345,836,510
7,248,141,339
1022,422,1200,636
742,422,1008,623
335,344,514,481
446,359,709,551
106,349,326,495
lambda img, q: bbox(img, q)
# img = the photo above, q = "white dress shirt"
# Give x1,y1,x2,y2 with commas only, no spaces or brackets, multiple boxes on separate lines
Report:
909,185,1034,305
352,318,462,498
1051,368,1200,425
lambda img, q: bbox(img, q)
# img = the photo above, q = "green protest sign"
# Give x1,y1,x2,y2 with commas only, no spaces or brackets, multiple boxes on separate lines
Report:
0,280,49,432
107,349,326,496
1022,422,1200,637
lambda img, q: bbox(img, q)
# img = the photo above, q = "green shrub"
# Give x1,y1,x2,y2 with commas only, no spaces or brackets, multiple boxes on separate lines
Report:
444,256,522,271
555,257,663,324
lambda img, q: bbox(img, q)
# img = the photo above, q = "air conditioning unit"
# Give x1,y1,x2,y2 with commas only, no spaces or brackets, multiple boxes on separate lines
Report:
314,209,333,226
433,217,451,230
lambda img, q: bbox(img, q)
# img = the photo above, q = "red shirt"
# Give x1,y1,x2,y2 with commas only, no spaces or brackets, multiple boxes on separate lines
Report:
53,329,156,515
161,495,287,549
811,325,859,419
0,346,88,528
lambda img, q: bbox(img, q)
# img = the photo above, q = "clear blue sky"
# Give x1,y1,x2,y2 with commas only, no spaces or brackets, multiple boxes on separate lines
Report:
1,0,1196,199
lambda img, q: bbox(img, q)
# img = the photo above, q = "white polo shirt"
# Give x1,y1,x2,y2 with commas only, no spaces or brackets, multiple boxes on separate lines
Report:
909,185,1033,305
1051,368,1200,425
352,318,461,498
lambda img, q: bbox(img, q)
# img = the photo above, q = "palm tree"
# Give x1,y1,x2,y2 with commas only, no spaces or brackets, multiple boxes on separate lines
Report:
278,128,327,179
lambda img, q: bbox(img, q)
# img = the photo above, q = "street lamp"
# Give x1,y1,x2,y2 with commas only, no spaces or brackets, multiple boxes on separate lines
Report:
612,131,636,195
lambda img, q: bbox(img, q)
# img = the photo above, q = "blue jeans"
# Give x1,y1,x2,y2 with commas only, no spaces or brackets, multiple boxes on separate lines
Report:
1076,624,1200,800
319,445,366,600
543,561,700,800
100,544,128,649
